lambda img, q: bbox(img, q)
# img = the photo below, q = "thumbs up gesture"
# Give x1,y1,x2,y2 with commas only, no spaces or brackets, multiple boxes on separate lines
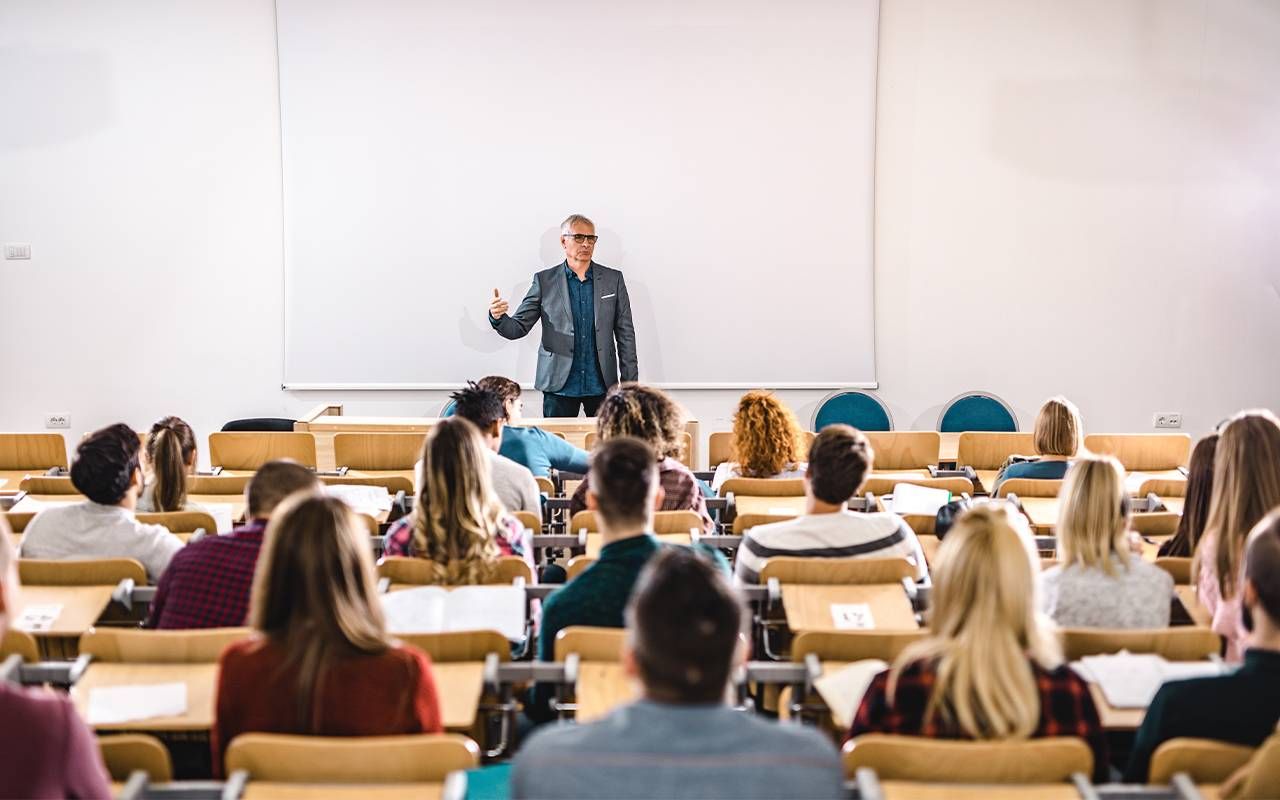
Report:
489,288,510,320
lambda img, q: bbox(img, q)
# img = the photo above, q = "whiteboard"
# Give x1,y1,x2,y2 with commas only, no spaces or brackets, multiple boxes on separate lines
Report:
278,0,879,389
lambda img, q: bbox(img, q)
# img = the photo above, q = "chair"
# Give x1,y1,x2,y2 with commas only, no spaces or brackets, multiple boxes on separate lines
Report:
377,555,533,586
863,431,941,470
1083,433,1191,472
759,557,916,585
136,511,217,535
332,433,424,470
956,432,1037,469
208,432,318,471
513,510,541,533
842,734,1092,783
813,391,892,432
0,433,68,471
440,398,457,418
1059,627,1221,662
862,475,974,498
220,418,296,432
397,630,511,663
18,558,146,586
224,733,480,783
0,629,40,662
996,478,1063,498
2,511,34,534
16,476,80,494
187,474,252,495
937,393,1018,433
79,627,252,662
732,513,796,535
719,477,806,498
708,431,815,468
584,431,694,467
792,630,926,664
1154,556,1192,584
554,626,625,662
1229,733,1280,799
534,476,555,496
566,556,595,580
318,474,413,495
569,510,702,535
98,734,173,783
1148,737,1256,785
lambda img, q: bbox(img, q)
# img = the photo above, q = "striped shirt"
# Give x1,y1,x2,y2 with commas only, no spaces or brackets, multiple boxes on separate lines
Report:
734,510,929,586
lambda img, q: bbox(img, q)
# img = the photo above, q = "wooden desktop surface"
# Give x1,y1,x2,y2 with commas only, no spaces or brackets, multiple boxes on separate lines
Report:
575,661,637,723
734,495,805,518
242,784,443,800
72,663,218,732
781,584,918,633
434,662,485,730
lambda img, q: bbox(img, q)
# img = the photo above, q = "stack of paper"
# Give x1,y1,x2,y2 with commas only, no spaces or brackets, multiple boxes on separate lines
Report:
325,484,394,517
1073,651,1225,708
885,483,952,516
88,683,188,725
204,503,235,533
813,659,888,729
382,585,526,641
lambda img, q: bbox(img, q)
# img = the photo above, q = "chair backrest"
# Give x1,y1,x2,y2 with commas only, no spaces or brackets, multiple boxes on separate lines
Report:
1234,733,1280,799
554,625,626,662
188,474,252,495
862,475,974,497
395,630,511,663
842,734,1092,783
98,734,174,782
534,476,555,496
80,627,252,662
136,511,217,535
1059,627,1222,662
440,399,458,418
1148,737,1256,785
566,556,595,580
221,418,297,432
938,393,1018,433
584,431,695,467
1153,556,1192,584
791,630,927,664
956,432,1036,470
813,391,892,432
377,555,532,586
719,478,806,498
0,433,68,471
0,629,39,662
1083,433,1191,471
17,475,80,495
996,478,1063,498
731,513,797,535
863,431,941,470
570,510,702,535
709,431,815,468
513,510,542,533
759,557,916,585
18,558,146,586
1131,512,1180,537
2,511,35,534
318,474,414,495
225,733,479,783
332,433,425,470
209,432,317,470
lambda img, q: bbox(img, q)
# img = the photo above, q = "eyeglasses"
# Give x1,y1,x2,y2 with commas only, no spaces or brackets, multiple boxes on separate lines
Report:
563,233,599,244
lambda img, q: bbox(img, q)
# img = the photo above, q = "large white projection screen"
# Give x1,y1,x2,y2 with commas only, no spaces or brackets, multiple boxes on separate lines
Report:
278,0,879,389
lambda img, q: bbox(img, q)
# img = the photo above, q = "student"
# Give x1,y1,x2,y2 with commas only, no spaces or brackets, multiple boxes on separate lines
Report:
212,492,442,774
20,422,183,581
383,417,532,582
848,504,1109,782
0,518,113,798
146,460,319,629
1158,433,1218,558
710,390,807,494
513,548,844,799
734,424,928,586
1126,509,1280,782
477,375,590,478
448,382,541,514
1042,455,1173,628
1195,410,1280,661
569,384,714,534
991,396,1082,495
137,415,207,513
528,437,727,722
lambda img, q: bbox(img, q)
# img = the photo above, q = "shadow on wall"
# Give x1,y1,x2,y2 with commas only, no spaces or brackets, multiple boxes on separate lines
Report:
0,47,115,148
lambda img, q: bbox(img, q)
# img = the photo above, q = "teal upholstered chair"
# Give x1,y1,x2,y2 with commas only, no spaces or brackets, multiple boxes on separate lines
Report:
937,393,1017,432
812,391,893,432
439,399,457,418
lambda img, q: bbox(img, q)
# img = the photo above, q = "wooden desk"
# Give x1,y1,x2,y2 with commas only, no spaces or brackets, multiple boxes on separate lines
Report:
9,495,79,516
974,469,1000,495
1088,682,1145,731
433,662,485,730
72,663,218,732
242,784,443,800
575,661,637,723
780,584,918,633
1015,497,1058,534
1175,585,1211,627
875,497,936,537
862,470,938,496
734,495,805,518
917,535,941,568
938,432,960,464
16,585,115,659
878,783,1081,799
585,532,690,559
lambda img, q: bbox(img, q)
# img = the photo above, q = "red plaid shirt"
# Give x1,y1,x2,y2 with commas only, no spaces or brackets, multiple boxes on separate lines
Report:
570,457,715,534
848,658,1110,782
146,520,267,630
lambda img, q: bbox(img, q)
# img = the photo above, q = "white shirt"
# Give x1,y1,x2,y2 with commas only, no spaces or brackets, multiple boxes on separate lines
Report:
486,449,541,514
19,501,185,581
734,510,929,586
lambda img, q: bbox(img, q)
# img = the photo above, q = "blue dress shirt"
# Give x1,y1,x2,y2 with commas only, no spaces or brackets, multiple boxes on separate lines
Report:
557,263,606,397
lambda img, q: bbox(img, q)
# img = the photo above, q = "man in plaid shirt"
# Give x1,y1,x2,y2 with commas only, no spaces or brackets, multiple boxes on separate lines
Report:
145,461,319,629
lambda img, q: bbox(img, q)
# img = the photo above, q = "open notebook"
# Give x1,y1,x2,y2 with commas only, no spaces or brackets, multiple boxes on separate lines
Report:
381,585,525,641
813,659,889,729
1072,652,1225,709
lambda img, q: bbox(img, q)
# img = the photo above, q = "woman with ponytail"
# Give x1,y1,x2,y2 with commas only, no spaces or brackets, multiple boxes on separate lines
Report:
138,416,205,513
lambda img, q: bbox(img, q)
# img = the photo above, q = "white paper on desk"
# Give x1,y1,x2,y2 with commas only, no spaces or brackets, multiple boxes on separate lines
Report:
14,604,62,632
88,682,187,725
382,585,526,641
325,484,393,516
1073,652,1225,709
814,659,888,729
830,603,875,630
886,483,951,516
204,503,234,533
1124,472,1153,495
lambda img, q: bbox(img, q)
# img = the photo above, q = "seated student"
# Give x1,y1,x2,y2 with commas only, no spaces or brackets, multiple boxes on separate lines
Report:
569,383,714,534
1157,433,1217,558
513,547,844,799
137,416,207,513
146,460,319,629
383,417,532,582
734,424,928,586
20,422,183,581
448,382,541,514
848,504,1109,782
1041,455,1173,628
711,390,807,494
1126,509,1280,782
0,518,113,798
212,492,442,774
477,375,590,478
991,396,1082,495
1196,410,1280,661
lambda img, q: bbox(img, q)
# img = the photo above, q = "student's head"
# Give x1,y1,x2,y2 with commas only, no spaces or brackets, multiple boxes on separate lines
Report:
145,416,198,512
624,547,744,705
586,437,662,536
1032,396,1082,458
596,383,685,461
1056,455,1130,575
1168,433,1218,557
804,424,873,505
0,517,16,638
476,375,523,423
731,390,805,478
71,423,144,506
450,382,507,451
1202,410,1280,601
892,503,1059,740
1242,509,1280,639
250,491,390,727
411,417,504,584
246,460,321,520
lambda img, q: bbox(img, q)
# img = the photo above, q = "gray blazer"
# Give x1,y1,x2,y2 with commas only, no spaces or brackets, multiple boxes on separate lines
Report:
491,262,638,393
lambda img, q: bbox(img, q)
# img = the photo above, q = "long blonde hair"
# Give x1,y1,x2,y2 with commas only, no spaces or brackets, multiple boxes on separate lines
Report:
731,390,805,477
249,491,391,729
1057,455,1130,576
889,504,1060,740
410,417,505,585
1198,410,1280,600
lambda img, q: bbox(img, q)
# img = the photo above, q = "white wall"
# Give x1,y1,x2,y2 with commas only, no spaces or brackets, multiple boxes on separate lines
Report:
1,0,1277,468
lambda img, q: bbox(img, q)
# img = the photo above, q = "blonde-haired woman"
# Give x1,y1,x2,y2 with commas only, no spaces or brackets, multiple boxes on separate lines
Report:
710,390,807,494
1196,410,1280,661
1042,455,1173,628
383,417,531,584
991,396,1082,495
848,503,1108,782
212,493,442,775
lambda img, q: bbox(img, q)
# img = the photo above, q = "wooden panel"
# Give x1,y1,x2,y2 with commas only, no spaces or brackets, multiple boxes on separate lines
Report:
80,627,252,662
72,663,217,732
1085,433,1192,471
209,432,318,470
0,433,68,470
781,584,918,632
575,662,637,723
333,433,425,470
762,557,916,585
720,477,805,498
863,432,940,470
956,432,1036,470
17,476,79,494
864,473,972,497
708,430,814,468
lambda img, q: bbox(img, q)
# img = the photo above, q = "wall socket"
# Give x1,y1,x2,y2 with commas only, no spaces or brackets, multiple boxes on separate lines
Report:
44,413,70,429
4,243,32,260
1153,412,1182,429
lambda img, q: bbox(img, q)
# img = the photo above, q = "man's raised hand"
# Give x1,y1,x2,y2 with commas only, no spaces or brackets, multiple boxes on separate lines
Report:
489,287,510,320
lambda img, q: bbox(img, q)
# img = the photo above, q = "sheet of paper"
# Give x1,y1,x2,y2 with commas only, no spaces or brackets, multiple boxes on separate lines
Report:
830,603,875,630
14,604,62,632
813,659,888,729
1124,472,1152,495
87,682,188,725
381,586,447,633
1074,652,1225,709
444,586,527,641
886,483,952,516
326,484,393,516
204,503,235,533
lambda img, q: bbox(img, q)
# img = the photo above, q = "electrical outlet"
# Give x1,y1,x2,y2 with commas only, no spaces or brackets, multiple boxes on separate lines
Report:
1153,412,1182,429
44,413,70,429
4,243,32,260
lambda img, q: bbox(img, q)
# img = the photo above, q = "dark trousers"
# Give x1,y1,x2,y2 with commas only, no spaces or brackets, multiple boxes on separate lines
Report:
542,392,605,418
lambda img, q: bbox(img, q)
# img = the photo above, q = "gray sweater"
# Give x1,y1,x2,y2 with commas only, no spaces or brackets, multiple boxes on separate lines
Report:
1042,554,1174,629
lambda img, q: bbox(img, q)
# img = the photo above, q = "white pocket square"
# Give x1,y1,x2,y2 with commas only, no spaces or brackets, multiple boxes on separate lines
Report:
600,293,616,299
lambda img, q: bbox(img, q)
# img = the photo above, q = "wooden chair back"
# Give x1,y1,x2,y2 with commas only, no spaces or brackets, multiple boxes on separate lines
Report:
18,558,146,586
224,733,480,783
318,474,414,495
136,511,217,535
731,513,797,535
98,734,173,783
1131,512,1180,537
566,556,594,580
1148,737,1256,785
1059,627,1221,662
841,734,1092,783
0,629,39,662
332,433,424,470
585,431,694,467
396,630,511,663
534,476,555,496
188,475,252,495
1084,433,1191,471
554,625,626,662
709,431,815,468
862,475,973,497
17,476,80,495
569,510,702,535
209,432,317,470
377,555,533,586
863,432,941,470
996,478,1064,498
956,432,1036,470
514,510,542,533
1132,477,1188,497
759,557,916,586
1154,556,1192,584
1234,733,1280,799
0,433,68,471
719,478,806,498
80,627,252,662
2,511,35,534
792,630,926,664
